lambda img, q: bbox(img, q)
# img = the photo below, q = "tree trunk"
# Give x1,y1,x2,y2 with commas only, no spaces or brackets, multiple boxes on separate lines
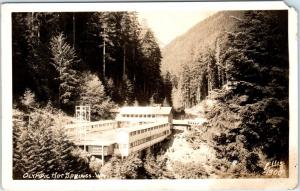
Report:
123,43,126,79
207,70,212,93
215,38,221,88
72,12,75,48
103,28,106,78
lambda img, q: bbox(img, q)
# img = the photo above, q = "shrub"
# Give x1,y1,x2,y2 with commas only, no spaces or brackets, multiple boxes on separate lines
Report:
13,107,94,179
80,73,115,120
100,156,122,179
171,161,208,179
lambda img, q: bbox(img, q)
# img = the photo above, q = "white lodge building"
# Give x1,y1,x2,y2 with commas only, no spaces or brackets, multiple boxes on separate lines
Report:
116,106,173,123
66,106,173,164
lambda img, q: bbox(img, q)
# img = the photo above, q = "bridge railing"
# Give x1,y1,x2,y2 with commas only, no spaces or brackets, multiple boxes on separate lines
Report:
173,119,206,126
172,119,189,126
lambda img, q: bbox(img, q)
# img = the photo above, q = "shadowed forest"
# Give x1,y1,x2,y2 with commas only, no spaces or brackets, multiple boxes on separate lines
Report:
13,12,172,114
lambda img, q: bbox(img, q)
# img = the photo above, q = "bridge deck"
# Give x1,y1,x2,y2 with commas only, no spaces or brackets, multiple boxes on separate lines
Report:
173,119,190,126
173,118,207,126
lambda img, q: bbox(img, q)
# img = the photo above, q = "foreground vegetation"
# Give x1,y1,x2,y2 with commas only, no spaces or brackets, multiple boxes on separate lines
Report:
13,96,95,179
186,98,288,178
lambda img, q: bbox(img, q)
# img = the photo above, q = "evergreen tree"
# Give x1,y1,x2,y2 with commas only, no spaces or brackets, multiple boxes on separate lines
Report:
133,99,139,106
138,28,162,103
13,108,94,179
162,97,169,107
149,96,155,106
205,48,219,91
121,76,134,105
205,11,289,176
80,73,114,120
12,108,27,179
13,12,167,108
91,12,117,77
13,12,60,103
180,65,191,108
172,87,184,109
20,89,38,112
163,72,173,106
50,33,80,109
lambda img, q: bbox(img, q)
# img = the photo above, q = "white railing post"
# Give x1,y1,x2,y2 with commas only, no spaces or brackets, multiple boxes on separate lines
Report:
102,144,104,166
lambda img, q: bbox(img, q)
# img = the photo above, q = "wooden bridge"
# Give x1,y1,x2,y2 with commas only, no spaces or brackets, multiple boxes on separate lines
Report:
173,118,206,127
172,119,190,126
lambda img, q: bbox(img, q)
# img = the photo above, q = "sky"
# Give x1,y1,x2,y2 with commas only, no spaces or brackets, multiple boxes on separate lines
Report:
137,11,216,47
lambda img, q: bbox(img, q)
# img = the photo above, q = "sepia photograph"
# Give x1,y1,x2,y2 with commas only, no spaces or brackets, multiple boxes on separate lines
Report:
1,1,298,190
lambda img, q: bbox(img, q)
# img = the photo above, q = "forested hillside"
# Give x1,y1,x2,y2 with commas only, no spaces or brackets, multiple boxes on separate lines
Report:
13,12,172,115
162,11,288,109
161,11,242,76
163,10,289,177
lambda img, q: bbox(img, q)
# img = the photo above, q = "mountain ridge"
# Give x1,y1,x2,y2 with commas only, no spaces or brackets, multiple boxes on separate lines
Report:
161,11,243,76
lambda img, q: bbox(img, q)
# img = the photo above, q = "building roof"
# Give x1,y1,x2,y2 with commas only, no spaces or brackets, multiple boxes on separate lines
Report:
118,106,172,115
65,120,116,129
74,129,119,146
118,121,169,133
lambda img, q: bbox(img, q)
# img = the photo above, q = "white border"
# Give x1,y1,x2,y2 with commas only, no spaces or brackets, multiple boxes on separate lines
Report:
1,1,298,190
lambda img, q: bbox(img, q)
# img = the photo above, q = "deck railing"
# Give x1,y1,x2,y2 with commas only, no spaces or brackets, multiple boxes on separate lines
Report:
65,120,118,138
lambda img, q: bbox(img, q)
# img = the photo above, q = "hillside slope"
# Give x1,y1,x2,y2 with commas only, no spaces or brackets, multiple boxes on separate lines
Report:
161,11,243,76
